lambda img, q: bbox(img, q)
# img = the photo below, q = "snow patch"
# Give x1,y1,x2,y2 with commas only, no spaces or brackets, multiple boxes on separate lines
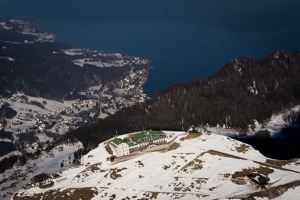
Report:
61,49,84,56
0,56,15,61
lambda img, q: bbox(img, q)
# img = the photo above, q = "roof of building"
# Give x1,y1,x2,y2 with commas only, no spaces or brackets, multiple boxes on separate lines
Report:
128,142,137,147
131,130,166,143
111,138,125,146
31,173,49,182
247,173,269,185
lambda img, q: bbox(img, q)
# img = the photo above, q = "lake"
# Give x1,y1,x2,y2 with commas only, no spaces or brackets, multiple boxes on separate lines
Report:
1,0,300,96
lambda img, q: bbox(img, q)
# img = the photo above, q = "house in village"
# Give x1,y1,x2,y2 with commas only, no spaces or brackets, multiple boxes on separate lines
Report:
39,180,54,189
110,130,167,157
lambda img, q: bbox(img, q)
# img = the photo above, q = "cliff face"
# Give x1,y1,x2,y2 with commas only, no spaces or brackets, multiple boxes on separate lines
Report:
69,51,300,148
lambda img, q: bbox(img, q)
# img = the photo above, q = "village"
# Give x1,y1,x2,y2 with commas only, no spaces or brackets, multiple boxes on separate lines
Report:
0,18,152,176
1,94,97,134
0,60,149,154
99,67,149,117
0,67,150,195
62,48,150,117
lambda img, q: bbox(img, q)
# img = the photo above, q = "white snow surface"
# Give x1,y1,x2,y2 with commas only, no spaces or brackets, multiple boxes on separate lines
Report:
72,58,115,68
61,49,84,56
197,104,300,138
13,132,300,200
0,56,15,61
0,142,82,200
34,143,82,175
274,186,300,200
2,93,91,135
249,105,300,137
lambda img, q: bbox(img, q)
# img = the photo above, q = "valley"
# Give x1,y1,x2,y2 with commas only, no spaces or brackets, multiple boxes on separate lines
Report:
0,17,151,180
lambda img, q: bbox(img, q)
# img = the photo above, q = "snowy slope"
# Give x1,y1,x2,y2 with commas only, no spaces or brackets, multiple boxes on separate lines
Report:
12,132,300,200
197,104,300,138
0,142,82,200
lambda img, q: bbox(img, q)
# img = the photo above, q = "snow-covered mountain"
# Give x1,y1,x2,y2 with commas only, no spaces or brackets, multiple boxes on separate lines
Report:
12,132,300,200
2,17,300,200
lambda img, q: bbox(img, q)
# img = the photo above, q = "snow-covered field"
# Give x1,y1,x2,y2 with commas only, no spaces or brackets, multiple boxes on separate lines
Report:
0,142,82,200
12,132,300,200
61,48,148,69
254,105,300,136
2,93,85,135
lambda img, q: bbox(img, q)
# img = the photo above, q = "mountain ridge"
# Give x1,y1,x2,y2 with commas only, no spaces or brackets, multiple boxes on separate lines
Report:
68,50,300,149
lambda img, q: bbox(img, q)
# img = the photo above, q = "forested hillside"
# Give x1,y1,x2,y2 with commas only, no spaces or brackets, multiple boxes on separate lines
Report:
68,51,300,149
0,40,132,100
0,18,148,100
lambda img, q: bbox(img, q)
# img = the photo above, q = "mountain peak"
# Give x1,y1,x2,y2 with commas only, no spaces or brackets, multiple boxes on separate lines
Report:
13,132,300,199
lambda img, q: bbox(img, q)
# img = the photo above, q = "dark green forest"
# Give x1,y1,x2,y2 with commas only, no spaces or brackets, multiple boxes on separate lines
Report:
0,26,134,100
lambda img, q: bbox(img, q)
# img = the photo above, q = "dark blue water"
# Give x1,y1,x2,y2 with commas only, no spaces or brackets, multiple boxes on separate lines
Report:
1,0,300,96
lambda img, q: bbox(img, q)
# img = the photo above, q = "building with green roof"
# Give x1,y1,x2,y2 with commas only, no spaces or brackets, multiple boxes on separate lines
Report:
111,138,126,146
109,130,167,157
131,130,166,144
110,138,130,157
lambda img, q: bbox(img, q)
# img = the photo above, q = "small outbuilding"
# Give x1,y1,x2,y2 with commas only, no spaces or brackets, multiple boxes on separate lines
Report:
247,172,269,187
31,173,49,184
39,180,54,189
